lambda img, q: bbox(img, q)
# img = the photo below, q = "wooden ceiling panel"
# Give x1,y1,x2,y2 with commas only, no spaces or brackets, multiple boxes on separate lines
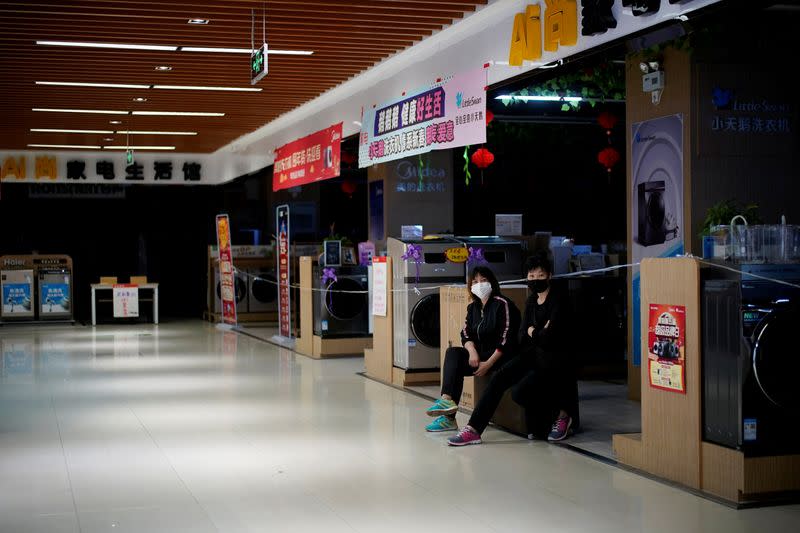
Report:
0,0,486,153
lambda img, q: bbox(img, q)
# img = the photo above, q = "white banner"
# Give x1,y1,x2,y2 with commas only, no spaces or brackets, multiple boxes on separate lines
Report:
113,285,139,318
371,258,388,317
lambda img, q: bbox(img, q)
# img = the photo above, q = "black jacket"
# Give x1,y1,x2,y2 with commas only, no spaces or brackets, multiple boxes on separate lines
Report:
460,294,520,360
518,288,571,368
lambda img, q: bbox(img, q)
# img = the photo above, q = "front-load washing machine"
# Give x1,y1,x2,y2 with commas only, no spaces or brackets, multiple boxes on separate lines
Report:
455,236,523,282
1,269,34,319
702,263,800,456
215,268,248,314
248,268,278,312
388,237,466,370
313,265,370,337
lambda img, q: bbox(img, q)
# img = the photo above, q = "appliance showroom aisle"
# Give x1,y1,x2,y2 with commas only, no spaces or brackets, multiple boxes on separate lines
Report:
1,321,798,533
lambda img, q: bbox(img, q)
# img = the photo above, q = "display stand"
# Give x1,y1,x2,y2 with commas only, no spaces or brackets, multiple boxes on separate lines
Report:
613,257,800,505
440,285,528,435
295,256,371,359
0,254,75,325
364,257,394,383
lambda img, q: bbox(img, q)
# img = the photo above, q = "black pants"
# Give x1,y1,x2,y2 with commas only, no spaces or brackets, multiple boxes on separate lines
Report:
467,355,533,434
440,346,494,405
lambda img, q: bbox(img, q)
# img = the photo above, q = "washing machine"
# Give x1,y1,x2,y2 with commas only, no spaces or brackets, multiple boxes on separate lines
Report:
248,268,279,312
214,267,248,314
1,269,34,319
388,237,465,370
313,265,370,337
702,263,800,456
455,236,523,282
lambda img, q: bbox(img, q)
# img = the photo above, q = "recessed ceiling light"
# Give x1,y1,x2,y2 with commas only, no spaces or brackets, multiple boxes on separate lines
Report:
103,145,176,150
154,65,173,71
132,111,224,116
152,85,261,92
187,19,210,25
110,120,123,124
103,137,115,142
133,97,148,102
33,108,128,115
116,130,197,135
36,40,177,51
36,81,150,89
28,144,102,149
31,128,115,134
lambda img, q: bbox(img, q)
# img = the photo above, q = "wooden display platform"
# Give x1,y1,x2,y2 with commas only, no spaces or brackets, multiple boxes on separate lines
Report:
205,311,278,324
613,258,800,506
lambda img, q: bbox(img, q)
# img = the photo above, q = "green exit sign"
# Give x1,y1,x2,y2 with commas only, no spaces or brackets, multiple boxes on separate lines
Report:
251,43,268,85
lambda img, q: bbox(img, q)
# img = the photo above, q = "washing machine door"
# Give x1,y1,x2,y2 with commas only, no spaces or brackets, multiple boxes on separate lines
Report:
752,308,800,409
217,276,247,303
325,277,367,320
251,271,278,304
410,293,440,348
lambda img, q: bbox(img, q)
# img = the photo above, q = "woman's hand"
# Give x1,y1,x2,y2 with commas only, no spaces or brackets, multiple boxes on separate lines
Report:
468,351,480,368
474,360,493,377
527,326,535,337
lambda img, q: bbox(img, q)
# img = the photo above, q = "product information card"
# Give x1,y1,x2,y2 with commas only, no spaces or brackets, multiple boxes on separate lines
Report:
647,303,686,394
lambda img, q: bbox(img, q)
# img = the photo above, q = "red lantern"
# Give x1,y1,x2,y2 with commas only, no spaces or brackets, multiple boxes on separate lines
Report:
471,147,495,169
486,110,494,126
597,111,618,134
341,179,357,196
597,147,620,173
341,151,356,166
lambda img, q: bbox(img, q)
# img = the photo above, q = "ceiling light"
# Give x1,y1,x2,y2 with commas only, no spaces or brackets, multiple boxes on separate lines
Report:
103,145,176,150
103,137,115,141
28,144,102,149
495,95,583,102
36,81,150,89
37,40,177,51
152,85,261,92
110,120,123,124
31,128,114,134
132,111,224,116
269,49,314,56
133,97,148,102
187,19,210,25
154,66,173,71
116,130,197,135
180,46,313,55
33,108,128,115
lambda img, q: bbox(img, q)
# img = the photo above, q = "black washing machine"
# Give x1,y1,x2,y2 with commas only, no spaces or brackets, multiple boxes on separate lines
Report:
248,268,278,312
313,265,370,338
702,263,800,456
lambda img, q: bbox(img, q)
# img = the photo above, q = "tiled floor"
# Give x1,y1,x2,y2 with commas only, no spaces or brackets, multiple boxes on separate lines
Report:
2,321,799,532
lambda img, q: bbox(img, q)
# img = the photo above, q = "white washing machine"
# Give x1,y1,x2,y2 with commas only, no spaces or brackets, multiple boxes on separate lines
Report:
214,268,249,314
248,268,278,312
1,269,34,319
388,237,465,370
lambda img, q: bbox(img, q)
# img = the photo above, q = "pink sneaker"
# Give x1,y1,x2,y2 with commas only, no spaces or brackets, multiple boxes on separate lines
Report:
447,425,482,446
547,415,573,442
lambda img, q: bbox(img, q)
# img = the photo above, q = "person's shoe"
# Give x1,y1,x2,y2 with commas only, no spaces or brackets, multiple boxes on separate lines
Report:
447,426,482,446
547,415,573,442
425,415,458,432
426,398,458,417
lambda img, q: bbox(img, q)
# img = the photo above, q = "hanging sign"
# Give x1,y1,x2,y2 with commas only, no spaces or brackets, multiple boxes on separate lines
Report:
276,205,291,337
216,214,237,325
372,256,388,317
647,304,686,394
113,284,139,318
359,67,487,168
273,123,342,191
251,43,268,85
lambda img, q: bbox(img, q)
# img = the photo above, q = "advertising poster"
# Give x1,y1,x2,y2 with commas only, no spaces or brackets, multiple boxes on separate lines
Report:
277,205,291,338
40,282,70,314
216,214,237,325
630,114,684,367
372,256,388,317
359,67,487,167
2,283,32,315
647,304,687,394
113,285,139,318
273,123,343,191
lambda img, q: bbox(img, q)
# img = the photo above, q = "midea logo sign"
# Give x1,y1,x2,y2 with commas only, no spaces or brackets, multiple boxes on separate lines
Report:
395,160,445,180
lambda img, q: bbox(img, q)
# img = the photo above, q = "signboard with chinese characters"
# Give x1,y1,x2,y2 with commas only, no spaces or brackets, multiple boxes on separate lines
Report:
1,270,34,318
359,67,487,167
40,281,70,315
216,214,237,325
273,123,342,191
112,284,139,318
371,256,388,317
647,304,687,394
276,205,291,338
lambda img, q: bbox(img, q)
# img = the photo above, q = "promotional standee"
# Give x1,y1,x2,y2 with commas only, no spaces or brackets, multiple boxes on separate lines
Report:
216,214,237,325
277,205,291,338
647,304,686,394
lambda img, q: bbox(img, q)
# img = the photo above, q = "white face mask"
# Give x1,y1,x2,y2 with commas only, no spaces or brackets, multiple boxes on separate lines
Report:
471,281,492,300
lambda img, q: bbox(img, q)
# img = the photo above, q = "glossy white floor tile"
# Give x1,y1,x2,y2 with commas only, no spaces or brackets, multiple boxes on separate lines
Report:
2,321,798,532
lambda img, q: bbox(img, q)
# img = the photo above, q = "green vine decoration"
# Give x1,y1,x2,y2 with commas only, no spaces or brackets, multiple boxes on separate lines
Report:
463,145,471,186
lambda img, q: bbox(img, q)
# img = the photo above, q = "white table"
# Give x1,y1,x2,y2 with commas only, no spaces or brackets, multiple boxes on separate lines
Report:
90,283,159,326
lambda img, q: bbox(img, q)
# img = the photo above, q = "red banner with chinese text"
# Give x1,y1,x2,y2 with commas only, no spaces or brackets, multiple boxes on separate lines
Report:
216,214,237,325
273,123,342,191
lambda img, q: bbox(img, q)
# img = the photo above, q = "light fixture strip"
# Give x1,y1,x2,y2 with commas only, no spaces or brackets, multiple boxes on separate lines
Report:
28,144,102,149
36,81,261,92
36,40,177,51
132,111,224,116
31,128,115,134
152,85,262,92
32,108,129,115
116,131,197,135
103,146,176,150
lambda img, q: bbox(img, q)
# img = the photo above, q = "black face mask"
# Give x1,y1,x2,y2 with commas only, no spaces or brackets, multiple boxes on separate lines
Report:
527,279,550,294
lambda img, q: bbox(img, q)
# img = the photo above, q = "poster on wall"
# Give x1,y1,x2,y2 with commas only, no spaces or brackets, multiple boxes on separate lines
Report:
40,280,70,315
113,285,139,318
1,270,34,317
216,214,237,325
647,304,687,394
273,123,343,191
630,114,684,367
277,204,291,338
372,256,388,317
359,66,487,167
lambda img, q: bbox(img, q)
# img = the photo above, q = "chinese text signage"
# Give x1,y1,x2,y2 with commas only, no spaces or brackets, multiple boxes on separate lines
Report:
276,205,291,337
647,304,686,394
359,67,487,167
273,123,342,191
216,214,237,326
113,285,139,318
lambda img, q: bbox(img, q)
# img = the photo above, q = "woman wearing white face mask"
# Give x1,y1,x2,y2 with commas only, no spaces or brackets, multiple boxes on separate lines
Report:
424,266,520,433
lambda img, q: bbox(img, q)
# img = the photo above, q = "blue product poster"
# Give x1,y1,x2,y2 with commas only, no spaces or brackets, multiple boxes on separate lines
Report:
2,284,32,315
41,283,70,314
